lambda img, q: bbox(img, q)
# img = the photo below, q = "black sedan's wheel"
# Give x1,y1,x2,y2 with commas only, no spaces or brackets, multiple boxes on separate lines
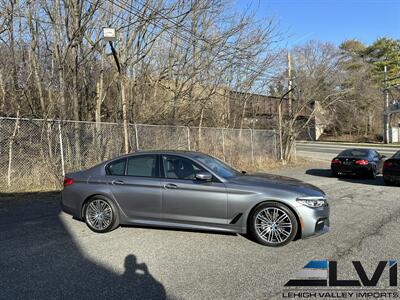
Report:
384,179,394,186
84,196,119,233
331,170,338,177
368,167,377,179
249,202,298,247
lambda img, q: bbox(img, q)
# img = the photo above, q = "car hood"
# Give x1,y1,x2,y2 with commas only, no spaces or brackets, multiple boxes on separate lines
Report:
227,173,325,196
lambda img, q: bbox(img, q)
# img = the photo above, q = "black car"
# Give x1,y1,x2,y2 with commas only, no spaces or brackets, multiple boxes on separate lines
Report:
383,150,400,185
331,148,385,178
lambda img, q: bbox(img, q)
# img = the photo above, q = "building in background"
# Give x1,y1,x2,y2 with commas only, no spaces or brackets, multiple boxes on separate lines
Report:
227,91,326,141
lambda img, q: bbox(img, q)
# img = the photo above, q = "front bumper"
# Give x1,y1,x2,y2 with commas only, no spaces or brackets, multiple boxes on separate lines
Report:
296,203,330,239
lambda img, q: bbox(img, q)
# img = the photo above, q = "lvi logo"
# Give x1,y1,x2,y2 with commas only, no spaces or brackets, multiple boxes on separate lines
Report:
285,260,397,287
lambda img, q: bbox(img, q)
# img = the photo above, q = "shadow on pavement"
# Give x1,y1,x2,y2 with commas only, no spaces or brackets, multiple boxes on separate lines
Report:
0,191,168,299
305,168,385,186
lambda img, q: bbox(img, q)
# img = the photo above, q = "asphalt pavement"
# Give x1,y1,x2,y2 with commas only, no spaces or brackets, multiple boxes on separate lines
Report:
1,163,400,299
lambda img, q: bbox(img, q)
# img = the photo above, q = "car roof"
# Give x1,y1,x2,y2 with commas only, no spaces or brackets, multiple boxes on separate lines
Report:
114,150,207,159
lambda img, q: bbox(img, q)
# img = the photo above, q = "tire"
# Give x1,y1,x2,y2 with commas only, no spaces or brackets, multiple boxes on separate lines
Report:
368,167,377,179
384,179,394,186
249,202,298,247
84,196,120,233
331,170,338,177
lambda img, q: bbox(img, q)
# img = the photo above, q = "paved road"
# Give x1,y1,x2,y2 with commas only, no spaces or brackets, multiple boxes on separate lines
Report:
1,164,400,299
297,141,399,161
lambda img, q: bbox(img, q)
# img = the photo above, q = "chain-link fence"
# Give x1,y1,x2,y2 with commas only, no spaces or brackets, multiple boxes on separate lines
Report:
0,117,277,192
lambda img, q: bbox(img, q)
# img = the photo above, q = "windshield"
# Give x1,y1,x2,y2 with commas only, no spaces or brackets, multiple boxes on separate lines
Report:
338,149,370,158
193,154,240,179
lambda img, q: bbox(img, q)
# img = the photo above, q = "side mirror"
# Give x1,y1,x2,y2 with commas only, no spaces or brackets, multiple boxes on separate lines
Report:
381,155,386,159
195,171,212,181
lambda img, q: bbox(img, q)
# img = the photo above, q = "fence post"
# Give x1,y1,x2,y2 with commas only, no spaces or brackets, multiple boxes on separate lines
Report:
221,128,226,161
293,139,297,161
58,121,65,177
7,115,20,187
250,129,254,165
134,124,139,150
186,126,191,150
273,129,278,160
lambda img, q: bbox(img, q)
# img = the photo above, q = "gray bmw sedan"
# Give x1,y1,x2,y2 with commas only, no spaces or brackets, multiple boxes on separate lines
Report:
61,151,329,247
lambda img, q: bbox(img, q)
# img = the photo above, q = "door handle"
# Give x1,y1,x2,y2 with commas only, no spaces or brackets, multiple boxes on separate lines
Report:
164,183,178,189
112,180,125,185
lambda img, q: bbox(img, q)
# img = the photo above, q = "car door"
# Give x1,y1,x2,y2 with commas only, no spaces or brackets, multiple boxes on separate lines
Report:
160,154,228,225
107,154,162,221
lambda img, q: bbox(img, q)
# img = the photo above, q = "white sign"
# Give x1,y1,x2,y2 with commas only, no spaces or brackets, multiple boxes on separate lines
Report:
103,27,116,42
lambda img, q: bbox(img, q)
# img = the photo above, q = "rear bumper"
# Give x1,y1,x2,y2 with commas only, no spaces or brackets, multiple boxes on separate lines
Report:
383,173,400,182
60,191,81,219
331,164,372,175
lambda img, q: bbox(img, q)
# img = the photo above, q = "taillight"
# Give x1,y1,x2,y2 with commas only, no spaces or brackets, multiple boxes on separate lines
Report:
355,159,369,165
63,177,74,187
331,158,341,165
384,161,393,168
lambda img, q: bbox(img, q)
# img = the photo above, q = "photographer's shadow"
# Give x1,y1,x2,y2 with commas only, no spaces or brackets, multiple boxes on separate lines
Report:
0,192,168,300
121,254,166,299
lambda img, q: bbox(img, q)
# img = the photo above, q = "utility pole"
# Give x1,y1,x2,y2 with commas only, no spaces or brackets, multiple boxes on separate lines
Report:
278,86,296,162
287,51,292,116
104,28,129,154
384,66,390,144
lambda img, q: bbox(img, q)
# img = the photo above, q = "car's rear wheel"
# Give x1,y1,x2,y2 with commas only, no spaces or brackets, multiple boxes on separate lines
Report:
249,202,298,247
331,170,338,177
84,196,119,233
368,166,377,179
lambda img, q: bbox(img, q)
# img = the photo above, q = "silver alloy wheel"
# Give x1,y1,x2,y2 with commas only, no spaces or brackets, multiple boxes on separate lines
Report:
255,207,292,244
85,199,113,231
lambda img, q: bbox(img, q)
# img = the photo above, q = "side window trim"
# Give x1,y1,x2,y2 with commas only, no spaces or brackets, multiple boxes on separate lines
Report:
157,154,162,178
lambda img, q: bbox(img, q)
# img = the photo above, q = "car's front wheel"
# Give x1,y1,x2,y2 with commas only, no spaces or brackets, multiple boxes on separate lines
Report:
249,202,298,247
84,196,119,233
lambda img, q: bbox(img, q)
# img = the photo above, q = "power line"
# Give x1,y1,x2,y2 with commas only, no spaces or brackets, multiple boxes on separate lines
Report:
83,0,283,89
133,0,210,45
108,0,194,45
104,0,279,78
87,0,199,55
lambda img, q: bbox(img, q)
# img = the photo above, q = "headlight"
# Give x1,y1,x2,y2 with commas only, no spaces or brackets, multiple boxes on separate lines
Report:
296,196,327,208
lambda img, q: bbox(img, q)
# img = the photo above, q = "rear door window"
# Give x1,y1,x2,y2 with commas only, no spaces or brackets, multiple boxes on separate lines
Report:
127,155,159,178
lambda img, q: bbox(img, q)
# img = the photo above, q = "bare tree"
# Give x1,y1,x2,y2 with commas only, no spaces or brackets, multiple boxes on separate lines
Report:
278,41,352,161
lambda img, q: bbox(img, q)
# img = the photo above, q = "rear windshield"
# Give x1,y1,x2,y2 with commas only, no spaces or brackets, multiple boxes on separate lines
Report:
338,149,370,158
393,151,400,159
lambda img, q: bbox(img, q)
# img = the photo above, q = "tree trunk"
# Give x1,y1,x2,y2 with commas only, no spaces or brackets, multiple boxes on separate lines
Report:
27,3,46,117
